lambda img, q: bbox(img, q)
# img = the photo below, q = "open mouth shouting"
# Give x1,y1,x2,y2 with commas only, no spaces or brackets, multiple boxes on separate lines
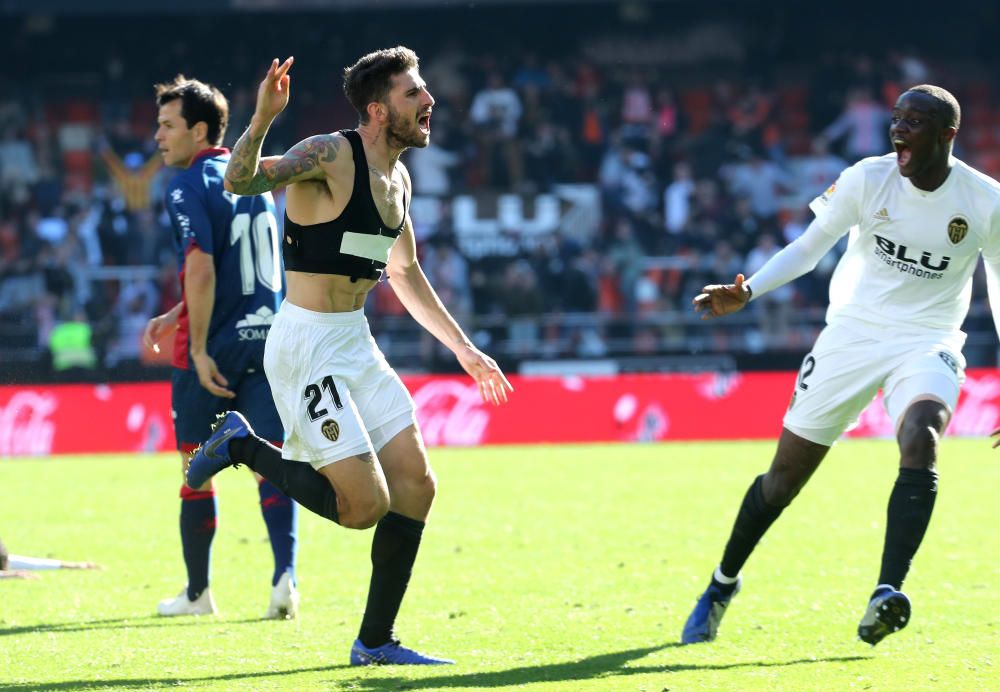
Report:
417,110,432,135
893,137,912,171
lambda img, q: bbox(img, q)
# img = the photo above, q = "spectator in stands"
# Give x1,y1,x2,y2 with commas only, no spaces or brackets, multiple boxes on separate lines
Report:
48,306,97,375
523,119,575,191
469,71,523,187
720,147,792,221
790,138,848,204
499,259,545,355
605,218,646,315
620,74,654,144
727,83,773,152
0,126,40,197
820,86,890,162
663,161,695,237
105,279,158,367
405,131,460,196
653,87,681,144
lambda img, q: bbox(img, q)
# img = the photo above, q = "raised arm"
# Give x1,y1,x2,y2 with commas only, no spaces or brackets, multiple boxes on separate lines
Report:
226,133,343,195
224,57,340,195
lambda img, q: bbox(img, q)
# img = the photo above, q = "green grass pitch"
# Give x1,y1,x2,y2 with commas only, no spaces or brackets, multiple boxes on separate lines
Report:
2,439,998,690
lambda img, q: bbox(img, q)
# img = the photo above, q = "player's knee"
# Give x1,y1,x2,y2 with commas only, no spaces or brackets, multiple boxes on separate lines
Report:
395,468,437,513
340,493,390,530
898,402,946,465
898,420,941,468
414,468,437,506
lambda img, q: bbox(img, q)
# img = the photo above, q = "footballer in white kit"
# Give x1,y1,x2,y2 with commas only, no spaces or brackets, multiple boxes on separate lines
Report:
683,85,1000,648
781,150,1000,445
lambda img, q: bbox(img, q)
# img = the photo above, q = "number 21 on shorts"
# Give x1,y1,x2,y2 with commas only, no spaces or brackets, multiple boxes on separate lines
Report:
303,375,344,421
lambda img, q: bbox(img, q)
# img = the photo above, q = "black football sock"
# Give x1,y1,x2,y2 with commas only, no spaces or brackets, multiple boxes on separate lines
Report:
358,512,425,649
878,468,938,590
231,437,339,524
717,474,786,584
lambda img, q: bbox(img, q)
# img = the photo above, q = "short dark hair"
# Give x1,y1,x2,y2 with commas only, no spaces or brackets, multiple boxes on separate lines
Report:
343,46,420,124
907,84,961,130
155,75,229,146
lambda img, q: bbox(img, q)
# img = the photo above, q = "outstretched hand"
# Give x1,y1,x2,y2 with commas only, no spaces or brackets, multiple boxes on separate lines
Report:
255,57,294,123
455,343,513,406
693,273,752,320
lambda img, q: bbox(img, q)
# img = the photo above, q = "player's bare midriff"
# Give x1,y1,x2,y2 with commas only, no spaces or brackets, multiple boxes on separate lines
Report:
285,271,377,313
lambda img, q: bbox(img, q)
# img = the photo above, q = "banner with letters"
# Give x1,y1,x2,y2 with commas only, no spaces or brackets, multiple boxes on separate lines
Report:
2,371,1000,456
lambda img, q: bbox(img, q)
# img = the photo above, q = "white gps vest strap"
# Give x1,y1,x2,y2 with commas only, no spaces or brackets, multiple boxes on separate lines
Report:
340,231,395,264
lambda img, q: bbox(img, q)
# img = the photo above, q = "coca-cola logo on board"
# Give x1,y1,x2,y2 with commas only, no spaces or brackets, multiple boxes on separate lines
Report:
849,373,1000,439
411,380,490,446
0,391,57,457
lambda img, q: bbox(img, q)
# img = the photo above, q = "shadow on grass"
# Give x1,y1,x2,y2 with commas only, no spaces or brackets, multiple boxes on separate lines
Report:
0,615,266,638
3,644,870,691
1,665,339,691
340,647,871,690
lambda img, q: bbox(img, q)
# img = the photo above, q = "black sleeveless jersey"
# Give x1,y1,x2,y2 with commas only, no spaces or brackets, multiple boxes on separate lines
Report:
283,129,407,281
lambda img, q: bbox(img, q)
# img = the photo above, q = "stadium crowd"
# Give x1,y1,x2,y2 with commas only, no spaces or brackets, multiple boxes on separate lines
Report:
2,7,999,377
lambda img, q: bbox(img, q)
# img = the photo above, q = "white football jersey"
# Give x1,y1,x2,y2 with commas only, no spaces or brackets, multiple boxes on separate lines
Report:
809,154,1000,337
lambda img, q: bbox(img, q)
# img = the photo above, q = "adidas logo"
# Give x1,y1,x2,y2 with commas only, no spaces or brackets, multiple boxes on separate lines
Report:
873,208,891,221
236,306,276,328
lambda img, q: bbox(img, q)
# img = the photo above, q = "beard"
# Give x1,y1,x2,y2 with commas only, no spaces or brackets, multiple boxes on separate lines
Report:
386,105,429,149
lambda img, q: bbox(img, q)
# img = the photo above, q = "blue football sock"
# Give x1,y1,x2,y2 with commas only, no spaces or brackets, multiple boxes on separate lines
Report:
179,485,217,601
258,479,298,586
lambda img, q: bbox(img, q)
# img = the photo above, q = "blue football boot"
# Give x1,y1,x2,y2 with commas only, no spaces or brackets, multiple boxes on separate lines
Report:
681,576,741,644
858,585,910,646
186,411,252,488
350,638,454,666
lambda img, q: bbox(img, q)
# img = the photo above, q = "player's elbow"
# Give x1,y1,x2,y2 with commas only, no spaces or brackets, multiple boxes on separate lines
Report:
386,258,419,283
184,261,216,290
384,263,403,286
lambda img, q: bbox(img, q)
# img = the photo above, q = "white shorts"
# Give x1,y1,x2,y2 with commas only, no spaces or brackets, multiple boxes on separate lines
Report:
783,321,965,446
263,301,416,468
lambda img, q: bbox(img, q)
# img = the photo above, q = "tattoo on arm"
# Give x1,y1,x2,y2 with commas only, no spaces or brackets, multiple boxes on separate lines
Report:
226,132,342,194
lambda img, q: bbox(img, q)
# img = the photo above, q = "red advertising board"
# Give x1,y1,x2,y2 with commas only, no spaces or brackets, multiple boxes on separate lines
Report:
2,371,999,456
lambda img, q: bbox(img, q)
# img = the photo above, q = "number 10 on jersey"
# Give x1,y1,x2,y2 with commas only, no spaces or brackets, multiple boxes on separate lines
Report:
231,210,282,295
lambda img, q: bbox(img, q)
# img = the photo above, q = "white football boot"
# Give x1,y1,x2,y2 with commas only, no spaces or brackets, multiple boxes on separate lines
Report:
264,571,299,620
157,587,217,616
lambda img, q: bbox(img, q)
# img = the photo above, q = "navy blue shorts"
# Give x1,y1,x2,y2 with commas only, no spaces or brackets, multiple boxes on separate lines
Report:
171,365,283,449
